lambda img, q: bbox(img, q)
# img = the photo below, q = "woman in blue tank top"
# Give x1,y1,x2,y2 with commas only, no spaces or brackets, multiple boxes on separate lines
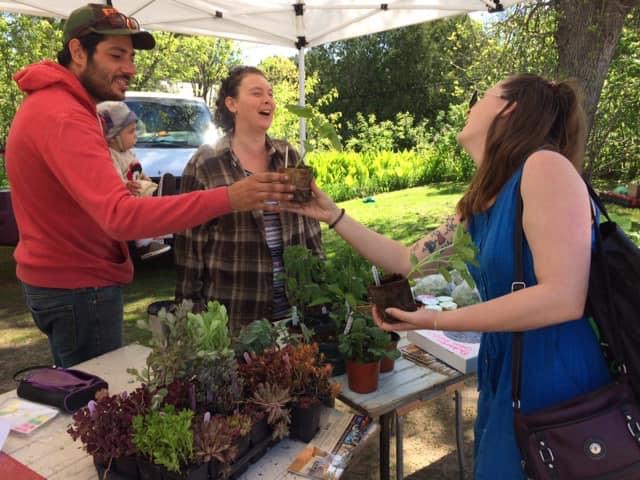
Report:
289,74,610,477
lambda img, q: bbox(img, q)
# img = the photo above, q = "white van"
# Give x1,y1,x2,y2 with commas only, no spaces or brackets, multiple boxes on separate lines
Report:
124,92,220,189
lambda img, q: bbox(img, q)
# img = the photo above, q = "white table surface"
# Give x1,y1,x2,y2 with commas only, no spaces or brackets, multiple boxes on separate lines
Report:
0,344,373,480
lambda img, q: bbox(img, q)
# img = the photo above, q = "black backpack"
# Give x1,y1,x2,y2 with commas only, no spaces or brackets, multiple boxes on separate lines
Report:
585,183,640,398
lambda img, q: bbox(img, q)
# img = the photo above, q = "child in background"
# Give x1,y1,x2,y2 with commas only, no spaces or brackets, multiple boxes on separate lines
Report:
97,101,171,261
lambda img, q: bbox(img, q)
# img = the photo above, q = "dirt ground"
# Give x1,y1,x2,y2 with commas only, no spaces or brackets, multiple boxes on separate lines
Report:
340,377,478,480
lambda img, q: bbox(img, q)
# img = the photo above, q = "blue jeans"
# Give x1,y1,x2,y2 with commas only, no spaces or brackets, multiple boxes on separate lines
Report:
22,283,123,367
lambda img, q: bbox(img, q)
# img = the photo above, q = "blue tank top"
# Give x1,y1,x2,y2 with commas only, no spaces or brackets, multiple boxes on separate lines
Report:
466,166,610,479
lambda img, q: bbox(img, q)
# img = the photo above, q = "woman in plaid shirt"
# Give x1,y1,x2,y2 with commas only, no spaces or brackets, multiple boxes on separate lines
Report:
174,66,323,331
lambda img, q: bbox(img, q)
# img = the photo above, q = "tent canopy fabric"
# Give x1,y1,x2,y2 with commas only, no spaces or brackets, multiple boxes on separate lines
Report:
0,1,525,49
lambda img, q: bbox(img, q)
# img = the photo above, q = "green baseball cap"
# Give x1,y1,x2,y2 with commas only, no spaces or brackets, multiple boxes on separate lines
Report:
63,3,155,50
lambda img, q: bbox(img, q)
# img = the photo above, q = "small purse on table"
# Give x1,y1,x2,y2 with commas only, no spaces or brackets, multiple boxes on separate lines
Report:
14,365,108,413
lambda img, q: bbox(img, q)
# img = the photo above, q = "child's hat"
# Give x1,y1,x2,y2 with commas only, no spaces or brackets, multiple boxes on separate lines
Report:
97,101,138,139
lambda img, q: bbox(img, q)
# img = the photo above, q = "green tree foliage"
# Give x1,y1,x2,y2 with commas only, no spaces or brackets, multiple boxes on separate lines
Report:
588,11,640,181
0,14,62,144
132,32,241,106
259,55,341,152
306,15,485,138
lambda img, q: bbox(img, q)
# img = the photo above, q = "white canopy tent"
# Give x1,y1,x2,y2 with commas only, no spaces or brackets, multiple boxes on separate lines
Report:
0,0,527,147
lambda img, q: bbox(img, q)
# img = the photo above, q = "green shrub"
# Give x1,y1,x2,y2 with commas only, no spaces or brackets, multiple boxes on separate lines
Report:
308,146,473,202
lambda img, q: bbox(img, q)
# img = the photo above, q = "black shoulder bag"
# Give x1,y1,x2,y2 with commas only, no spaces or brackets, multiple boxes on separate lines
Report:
511,181,640,479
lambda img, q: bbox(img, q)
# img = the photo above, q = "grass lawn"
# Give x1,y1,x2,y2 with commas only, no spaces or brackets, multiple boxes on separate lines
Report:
1,183,639,393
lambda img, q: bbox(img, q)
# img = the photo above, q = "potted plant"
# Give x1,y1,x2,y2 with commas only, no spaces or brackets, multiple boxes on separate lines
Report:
128,300,197,409
226,412,253,462
288,343,341,442
132,405,206,480
192,412,237,480
368,224,478,323
281,104,342,203
338,315,399,394
67,387,151,479
250,382,292,440
280,245,332,327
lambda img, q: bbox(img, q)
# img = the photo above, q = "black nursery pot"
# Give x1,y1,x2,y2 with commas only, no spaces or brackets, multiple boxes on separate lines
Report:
232,434,251,463
367,274,417,324
250,415,271,447
162,462,208,480
114,455,139,478
209,460,220,480
290,401,323,443
136,456,162,480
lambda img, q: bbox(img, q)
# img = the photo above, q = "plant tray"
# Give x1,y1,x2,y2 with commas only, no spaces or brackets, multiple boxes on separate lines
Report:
94,435,279,480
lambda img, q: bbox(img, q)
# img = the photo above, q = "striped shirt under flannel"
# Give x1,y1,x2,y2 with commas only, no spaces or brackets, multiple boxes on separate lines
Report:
174,135,323,332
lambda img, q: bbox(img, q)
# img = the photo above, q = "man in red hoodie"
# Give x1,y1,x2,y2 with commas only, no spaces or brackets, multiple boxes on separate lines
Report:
5,4,294,367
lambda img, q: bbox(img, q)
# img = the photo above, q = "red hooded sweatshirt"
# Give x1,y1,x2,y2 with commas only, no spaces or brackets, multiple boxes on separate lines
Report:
5,61,231,288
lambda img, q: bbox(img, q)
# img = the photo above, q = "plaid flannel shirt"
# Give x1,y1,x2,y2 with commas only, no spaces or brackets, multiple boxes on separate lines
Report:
174,135,323,331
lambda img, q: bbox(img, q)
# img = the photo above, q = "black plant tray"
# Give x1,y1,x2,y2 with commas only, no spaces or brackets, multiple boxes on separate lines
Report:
94,435,279,480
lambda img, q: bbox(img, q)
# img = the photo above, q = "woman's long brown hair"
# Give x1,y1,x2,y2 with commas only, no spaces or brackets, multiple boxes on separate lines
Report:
456,74,587,221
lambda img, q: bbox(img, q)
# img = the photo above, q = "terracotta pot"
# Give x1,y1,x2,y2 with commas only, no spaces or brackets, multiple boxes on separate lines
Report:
278,166,313,202
346,359,380,394
380,331,401,373
367,274,416,323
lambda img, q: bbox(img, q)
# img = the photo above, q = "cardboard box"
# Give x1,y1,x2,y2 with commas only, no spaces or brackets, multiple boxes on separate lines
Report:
407,330,481,373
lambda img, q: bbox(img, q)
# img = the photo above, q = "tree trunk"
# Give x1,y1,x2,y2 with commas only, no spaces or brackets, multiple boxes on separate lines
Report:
554,0,639,177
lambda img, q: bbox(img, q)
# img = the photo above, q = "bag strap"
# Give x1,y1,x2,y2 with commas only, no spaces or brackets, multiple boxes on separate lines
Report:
512,177,622,410
511,181,525,410
13,365,58,381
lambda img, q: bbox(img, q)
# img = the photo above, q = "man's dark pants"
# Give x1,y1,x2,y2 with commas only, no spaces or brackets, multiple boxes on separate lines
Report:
22,283,123,367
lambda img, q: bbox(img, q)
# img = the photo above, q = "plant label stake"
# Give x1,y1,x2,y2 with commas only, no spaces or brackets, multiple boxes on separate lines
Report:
371,266,381,286
344,311,354,335
291,305,299,326
284,145,289,169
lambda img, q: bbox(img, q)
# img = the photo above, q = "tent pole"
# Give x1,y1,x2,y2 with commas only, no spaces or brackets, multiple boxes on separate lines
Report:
298,45,306,156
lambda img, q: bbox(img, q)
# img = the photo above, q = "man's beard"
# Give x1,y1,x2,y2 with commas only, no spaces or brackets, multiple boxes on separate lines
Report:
80,58,128,102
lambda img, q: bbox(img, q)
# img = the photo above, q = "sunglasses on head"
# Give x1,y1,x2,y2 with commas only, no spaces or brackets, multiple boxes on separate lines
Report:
469,90,479,109
73,10,141,38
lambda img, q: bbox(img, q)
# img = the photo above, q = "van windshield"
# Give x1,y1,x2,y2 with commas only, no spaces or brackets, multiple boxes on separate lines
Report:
125,98,217,148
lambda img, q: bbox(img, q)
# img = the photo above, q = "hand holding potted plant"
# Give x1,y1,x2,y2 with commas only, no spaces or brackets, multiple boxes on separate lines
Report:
368,224,478,323
281,104,342,203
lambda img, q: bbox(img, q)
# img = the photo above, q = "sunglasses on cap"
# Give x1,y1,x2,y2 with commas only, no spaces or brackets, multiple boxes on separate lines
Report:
71,9,141,38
